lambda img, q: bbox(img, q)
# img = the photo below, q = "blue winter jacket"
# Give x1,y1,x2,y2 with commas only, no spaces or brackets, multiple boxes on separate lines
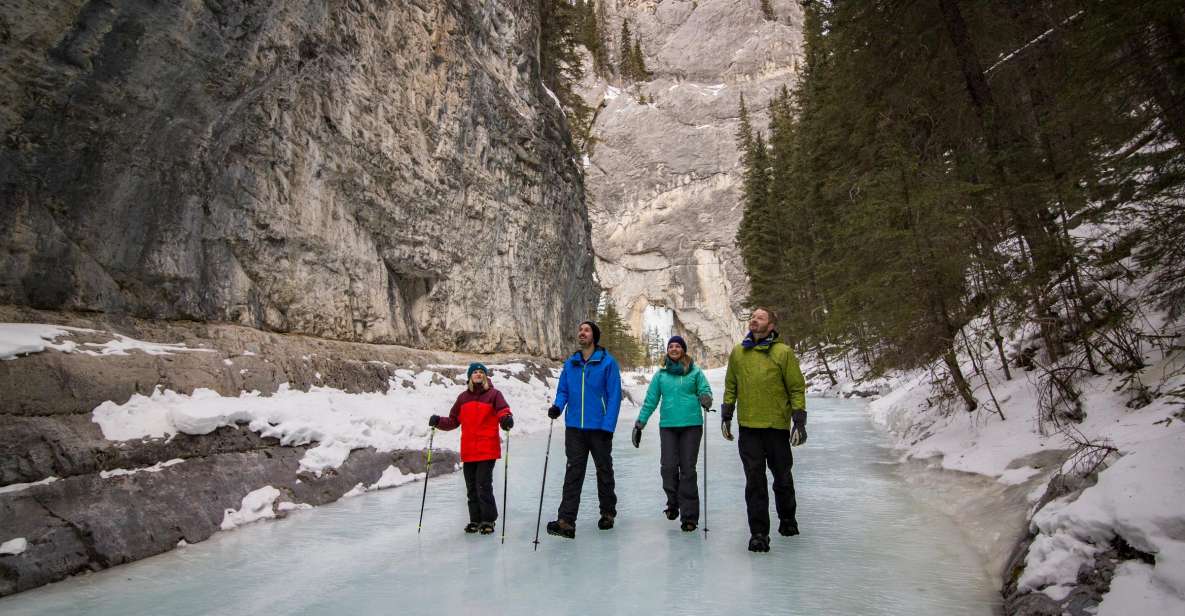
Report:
553,347,623,432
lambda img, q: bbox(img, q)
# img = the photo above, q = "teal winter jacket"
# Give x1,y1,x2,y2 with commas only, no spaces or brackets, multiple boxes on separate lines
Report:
637,358,712,428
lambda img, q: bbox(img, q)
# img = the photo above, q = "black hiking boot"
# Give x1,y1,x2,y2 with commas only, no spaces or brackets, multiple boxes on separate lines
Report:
748,534,771,553
778,519,800,537
464,523,480,534
546,519,575,539
664,506,679,521
597,514,615,530
479,522,496,535
681,521,697,532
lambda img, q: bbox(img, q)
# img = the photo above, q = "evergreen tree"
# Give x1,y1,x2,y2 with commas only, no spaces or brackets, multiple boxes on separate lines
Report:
619,19,634,79
596,298,646,370
540,0,594,147
631,36,650,80
731,0,1185,412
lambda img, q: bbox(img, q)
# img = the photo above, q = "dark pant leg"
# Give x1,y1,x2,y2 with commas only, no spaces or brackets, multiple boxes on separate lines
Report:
764,429,797,526
587,430,617,517
463,462,481,523
558,428,590,523
474,460,499,523
659,428,680,511
677,426,702,523
738,426,770,536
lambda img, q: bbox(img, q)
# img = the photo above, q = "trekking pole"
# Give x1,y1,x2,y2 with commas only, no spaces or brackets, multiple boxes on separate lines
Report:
417,427,436,533
702,405,711,540
532,418,555,551
501,428,510,545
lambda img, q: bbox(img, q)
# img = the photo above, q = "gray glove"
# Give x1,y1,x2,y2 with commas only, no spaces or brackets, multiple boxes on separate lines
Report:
721,403,735,441
631,421,643,448
698,393,712,409
790,410,807,446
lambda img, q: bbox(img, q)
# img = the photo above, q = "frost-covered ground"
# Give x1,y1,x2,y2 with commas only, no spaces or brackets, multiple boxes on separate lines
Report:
859,316,1185,613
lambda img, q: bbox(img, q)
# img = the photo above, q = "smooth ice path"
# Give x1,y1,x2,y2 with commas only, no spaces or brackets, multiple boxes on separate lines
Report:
1,394,1000,615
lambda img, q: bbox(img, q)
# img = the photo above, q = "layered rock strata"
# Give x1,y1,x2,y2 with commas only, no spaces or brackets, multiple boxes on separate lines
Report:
0,0,594,357
580,0,804,364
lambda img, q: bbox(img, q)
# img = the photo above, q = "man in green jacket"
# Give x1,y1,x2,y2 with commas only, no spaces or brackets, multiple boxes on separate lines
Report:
721,307,808,553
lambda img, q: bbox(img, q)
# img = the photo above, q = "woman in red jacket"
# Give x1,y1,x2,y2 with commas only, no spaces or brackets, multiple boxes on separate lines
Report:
429,363,514,535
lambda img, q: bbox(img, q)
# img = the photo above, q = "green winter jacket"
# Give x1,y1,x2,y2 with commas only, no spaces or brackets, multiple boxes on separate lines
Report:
723,334,806,430
637,358,712,428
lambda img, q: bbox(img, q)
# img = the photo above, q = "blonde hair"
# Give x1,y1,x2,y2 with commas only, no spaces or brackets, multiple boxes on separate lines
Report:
468,374,491,393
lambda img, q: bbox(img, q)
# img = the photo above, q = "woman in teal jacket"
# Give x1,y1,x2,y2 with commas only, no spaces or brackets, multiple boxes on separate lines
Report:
632,336,713,531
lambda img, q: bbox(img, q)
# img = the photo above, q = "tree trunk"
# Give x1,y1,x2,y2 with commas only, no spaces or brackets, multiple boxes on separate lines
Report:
943,349,979,413
815,341,838,386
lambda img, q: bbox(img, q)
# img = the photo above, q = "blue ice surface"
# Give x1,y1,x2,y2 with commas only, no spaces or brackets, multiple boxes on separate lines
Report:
1,395,1000,615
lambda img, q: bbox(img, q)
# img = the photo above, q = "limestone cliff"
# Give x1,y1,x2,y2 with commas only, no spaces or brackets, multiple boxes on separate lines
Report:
0,0,595,357
580,0,803,364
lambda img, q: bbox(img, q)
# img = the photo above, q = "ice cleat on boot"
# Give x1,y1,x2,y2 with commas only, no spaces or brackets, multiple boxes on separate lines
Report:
748,534,771,553
597,514,615,530
778,519,800,537
479,522,496,535
663,506,679,521
681,521,697,533
464,523,480,534
546,519,575,539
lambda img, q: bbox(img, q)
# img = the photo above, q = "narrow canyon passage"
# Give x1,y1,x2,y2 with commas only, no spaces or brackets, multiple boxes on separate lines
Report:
1,386,1000,615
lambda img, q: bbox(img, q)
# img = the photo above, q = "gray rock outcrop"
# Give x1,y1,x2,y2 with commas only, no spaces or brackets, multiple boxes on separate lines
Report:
0,0,595,358
580,0,804,364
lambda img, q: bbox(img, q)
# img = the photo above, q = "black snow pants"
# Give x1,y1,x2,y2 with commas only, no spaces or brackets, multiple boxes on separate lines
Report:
463,460,498,524
659,426,702,523
737,426,797,536
557,428,617,522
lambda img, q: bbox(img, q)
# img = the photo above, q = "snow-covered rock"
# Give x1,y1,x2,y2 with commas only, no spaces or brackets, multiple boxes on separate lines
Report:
220,487,282,531
0,538,28,556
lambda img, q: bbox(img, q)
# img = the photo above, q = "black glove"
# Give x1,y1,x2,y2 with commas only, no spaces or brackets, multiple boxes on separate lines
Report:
698,393,712,409
790,410,807,446
721,403,735,441
428,414,440,428
631,421,643,448
547,405,562,420
500,414,514,430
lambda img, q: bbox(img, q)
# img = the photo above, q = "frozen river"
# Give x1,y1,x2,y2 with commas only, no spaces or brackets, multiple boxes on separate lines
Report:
1,393,1001,615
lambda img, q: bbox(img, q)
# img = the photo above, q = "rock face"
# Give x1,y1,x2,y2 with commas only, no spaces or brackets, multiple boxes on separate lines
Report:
580,0,804,364
0,0,595,358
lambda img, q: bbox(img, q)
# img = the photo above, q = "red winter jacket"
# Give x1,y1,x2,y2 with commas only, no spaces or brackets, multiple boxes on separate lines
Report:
435,383,512,462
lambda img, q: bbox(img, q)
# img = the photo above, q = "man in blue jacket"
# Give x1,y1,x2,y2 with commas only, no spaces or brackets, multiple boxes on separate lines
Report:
545,320,623,539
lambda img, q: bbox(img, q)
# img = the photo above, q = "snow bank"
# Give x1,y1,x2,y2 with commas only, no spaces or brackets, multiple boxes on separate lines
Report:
0,538,28,556
0,322,212,360
866,300,1185,610
92,364,561,474
1027,433,1185,611
220,486,281,530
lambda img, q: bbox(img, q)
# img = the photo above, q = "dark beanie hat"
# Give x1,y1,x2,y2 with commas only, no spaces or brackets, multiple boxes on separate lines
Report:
580,320,601,346
467,362,488,379
667,335,687,352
